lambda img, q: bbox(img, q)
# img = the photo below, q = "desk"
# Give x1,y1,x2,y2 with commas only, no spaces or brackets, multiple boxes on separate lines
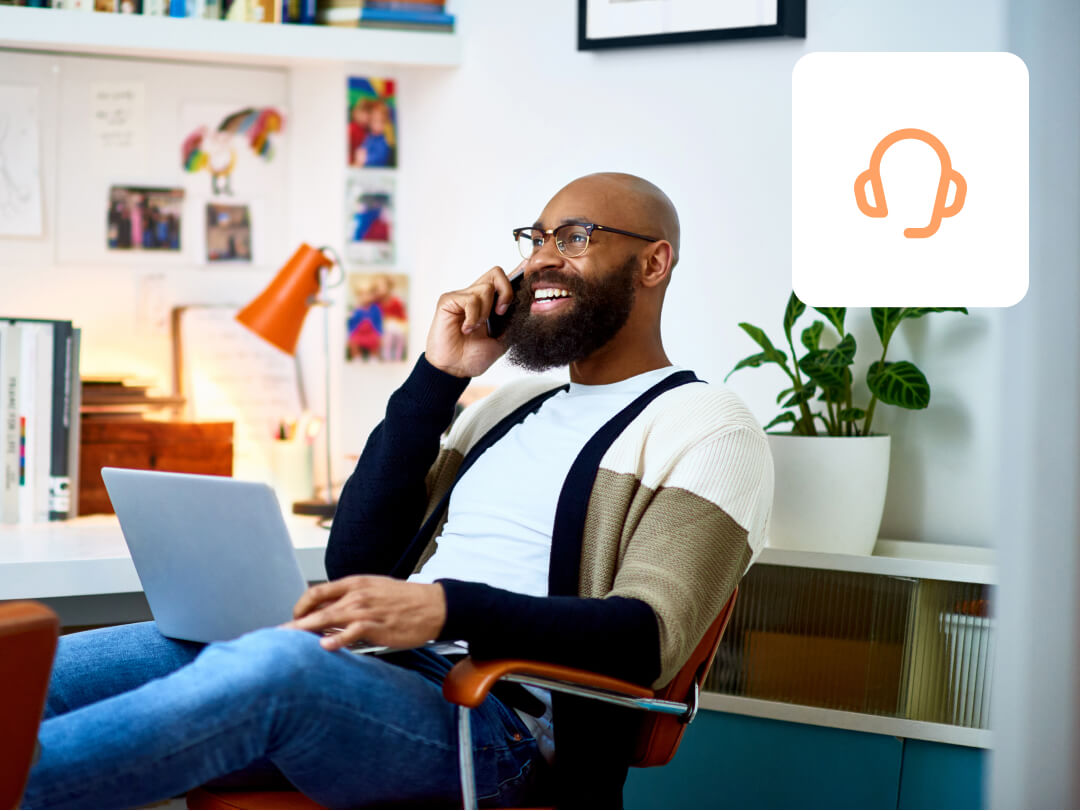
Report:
0,515,330,626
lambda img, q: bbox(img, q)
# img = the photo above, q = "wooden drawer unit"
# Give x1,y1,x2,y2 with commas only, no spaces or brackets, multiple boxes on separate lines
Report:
78,420,233,515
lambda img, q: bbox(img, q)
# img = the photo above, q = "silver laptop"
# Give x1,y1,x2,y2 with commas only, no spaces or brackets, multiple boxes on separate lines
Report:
102,467,309,643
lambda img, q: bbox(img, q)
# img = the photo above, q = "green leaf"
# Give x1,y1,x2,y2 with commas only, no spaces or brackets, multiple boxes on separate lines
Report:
872,307,968,347
724,352,769,382
764,412,798,432
871,308,904,346
801,320,824,352
867,361,931,409
777,386,794,405
783,292,806,346
817,380,848,402
814,307,846,336
904,307,969,320
782,384,817,408
799,334,856,388
737,323,787,363
838,407,866,421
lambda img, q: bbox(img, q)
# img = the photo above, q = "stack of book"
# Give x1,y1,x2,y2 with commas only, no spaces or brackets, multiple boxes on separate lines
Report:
317,0,453,31
0,318,81,525
81,378,185,421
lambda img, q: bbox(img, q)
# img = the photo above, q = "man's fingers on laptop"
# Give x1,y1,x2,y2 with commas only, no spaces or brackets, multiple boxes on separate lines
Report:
319,621,375,651
293,577,359,619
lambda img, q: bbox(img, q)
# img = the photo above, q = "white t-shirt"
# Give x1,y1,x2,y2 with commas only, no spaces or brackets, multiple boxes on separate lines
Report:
409,365,684,760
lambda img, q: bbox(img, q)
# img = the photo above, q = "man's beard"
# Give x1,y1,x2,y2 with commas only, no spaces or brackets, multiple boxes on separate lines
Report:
502,255,638,372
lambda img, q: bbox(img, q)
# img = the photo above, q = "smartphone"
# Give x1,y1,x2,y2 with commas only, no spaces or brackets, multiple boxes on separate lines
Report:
486,265,526,339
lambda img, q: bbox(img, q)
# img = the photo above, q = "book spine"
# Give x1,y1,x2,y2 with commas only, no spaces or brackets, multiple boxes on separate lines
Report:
363,1,444,12
298,0,313,24
48,322,73,521
1,324,19,524
32,323,53,524
66,329,82,518
0,326,5,524
16,326,35,525
358,5,452,24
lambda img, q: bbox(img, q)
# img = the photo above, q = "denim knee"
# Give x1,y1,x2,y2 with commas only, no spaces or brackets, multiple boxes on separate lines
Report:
197,628,331,701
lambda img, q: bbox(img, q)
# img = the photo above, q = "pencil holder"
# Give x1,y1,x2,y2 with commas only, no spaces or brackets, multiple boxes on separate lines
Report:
270,440,314,509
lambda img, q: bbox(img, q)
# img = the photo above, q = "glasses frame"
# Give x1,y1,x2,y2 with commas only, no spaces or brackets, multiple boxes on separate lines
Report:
512,222,661,259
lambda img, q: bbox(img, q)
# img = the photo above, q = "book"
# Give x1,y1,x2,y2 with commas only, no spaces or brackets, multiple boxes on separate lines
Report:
358,5,452,24
66,329,82,518
363,1,444,12
16,325,36,525
1,318,76,522
0,323,17,524
357,17,451,30
30,322,54,524
48,321,74,520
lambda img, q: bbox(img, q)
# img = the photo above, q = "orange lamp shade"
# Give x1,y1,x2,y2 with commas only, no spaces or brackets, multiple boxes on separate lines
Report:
236,243,330,355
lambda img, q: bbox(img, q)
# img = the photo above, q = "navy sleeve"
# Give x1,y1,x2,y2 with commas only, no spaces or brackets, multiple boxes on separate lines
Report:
325,354,470,581
437,579,662,687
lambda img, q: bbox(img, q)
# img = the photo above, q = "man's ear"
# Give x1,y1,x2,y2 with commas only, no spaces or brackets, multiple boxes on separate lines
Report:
639,240,674,289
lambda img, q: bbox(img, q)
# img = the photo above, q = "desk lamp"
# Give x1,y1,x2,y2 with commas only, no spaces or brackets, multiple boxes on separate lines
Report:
236,243,344,518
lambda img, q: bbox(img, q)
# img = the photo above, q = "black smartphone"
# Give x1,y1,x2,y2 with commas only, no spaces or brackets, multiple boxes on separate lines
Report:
486,266,526,339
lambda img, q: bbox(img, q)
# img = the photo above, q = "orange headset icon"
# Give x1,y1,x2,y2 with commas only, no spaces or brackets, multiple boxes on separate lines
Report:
854,128,966,238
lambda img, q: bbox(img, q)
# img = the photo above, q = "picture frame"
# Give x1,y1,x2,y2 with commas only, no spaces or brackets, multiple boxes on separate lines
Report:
577,0,806,51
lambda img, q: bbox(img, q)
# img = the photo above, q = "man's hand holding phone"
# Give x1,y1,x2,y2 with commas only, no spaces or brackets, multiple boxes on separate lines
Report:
424,263,525,379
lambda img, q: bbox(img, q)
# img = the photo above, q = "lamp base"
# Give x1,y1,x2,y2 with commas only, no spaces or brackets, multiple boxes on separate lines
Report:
292,499,337,519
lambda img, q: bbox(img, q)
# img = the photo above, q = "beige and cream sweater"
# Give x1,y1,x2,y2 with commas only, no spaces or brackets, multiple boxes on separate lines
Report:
421,369,772,688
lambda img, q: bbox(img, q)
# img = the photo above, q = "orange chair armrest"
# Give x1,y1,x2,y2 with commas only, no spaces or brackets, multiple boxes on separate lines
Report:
442,657,654,709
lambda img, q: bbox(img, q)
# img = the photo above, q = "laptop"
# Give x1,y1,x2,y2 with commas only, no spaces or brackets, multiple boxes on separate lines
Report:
102,467,310,643
102,467,467,657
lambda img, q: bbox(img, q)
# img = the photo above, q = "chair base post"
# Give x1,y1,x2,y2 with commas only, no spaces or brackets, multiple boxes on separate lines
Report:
458,705,477,810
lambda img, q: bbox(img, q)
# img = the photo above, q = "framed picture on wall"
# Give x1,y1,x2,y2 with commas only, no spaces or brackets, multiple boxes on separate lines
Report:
577,0,806,51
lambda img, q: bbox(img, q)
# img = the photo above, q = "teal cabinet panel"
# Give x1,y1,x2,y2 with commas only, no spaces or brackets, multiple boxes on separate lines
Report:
898,739,986,809
624,711,903,810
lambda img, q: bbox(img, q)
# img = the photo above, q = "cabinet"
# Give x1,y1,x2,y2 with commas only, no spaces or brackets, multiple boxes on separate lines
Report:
78,420,233,515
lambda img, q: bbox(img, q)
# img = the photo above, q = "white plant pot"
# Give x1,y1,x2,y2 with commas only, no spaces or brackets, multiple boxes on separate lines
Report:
766,434,891,556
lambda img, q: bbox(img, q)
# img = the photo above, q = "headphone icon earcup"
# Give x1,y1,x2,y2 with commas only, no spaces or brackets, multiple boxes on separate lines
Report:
854,168,887,218
940,168,966,217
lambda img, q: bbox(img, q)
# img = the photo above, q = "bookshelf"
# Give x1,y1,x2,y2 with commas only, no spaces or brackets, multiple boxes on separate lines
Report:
0,5,462,67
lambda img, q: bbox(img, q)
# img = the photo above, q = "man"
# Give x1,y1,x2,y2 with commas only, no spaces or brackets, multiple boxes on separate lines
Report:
22,173,772,810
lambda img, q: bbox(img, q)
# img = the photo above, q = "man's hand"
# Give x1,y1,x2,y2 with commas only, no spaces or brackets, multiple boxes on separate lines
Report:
424,265,522,378
284,575,447,652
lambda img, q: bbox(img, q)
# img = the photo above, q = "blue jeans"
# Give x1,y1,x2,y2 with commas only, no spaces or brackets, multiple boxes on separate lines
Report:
21,622,542,809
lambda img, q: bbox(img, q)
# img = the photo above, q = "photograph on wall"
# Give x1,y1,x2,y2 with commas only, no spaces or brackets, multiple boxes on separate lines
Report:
347,77,397,169
345,272,408,363
344,172,394,265
106,185,184,251
206,202,252,263
181,105,285,196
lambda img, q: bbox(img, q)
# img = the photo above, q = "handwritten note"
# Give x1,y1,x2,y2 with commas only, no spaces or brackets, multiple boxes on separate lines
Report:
90,81,146,168
0,84,43,237
173,306,303,482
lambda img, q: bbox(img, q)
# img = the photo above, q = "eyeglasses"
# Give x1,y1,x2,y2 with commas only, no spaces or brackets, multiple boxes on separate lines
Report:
512,222,660,260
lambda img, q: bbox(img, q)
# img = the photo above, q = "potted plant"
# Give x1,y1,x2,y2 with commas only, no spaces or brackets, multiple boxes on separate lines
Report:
726,293,967,555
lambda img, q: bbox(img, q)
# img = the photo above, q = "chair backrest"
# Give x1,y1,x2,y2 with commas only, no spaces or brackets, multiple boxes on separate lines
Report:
0,601,59,810
630,587,738,768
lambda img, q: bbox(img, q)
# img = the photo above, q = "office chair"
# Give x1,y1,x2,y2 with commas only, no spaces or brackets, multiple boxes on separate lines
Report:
0,601,60,810
187,587,738,810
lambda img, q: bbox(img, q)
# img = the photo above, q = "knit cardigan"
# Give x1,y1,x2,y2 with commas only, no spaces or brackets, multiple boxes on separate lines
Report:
325,355,773,807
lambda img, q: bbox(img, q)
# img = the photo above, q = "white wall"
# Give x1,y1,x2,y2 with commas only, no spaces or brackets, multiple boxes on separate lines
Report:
0,1,1016,550
360,0,1008,548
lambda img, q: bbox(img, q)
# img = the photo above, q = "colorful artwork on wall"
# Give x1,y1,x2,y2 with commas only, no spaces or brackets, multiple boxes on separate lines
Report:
347,77,397,169
345,272,408,363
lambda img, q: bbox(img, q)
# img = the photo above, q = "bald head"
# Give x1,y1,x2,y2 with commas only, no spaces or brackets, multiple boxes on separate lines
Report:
548,172,681,267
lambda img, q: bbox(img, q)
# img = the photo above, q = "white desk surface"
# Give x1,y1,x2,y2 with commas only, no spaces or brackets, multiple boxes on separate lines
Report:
0,515,330,601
